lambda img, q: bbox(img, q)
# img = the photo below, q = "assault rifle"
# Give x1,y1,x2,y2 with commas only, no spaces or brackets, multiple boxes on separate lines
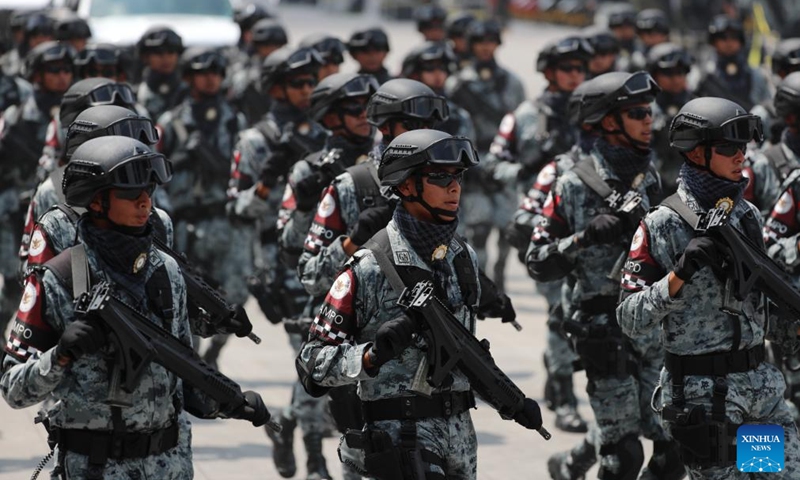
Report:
398,280,551,440
153,236,260,344
74,282,280,432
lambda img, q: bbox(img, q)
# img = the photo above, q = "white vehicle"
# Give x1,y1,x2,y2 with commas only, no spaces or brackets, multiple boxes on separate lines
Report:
62,0,240,48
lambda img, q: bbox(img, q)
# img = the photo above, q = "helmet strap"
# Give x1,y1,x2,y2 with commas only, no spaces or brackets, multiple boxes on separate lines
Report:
602,111,651,153
399,172,458,224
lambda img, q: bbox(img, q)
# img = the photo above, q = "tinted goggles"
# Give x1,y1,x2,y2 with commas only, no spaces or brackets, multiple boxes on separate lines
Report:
315,38,346,64
718,115,763,143
338,100,367,116
554,37,594,57
75,47,117,66
286,77,317,89
368,95,449,122
113,184,157,200
417,136,479,168
40,45,73,63
349,32,390,51
142,30,182,51
423,170,464,187
288,48,324,70
90,83,136,106
671,114,763,151
622,71,660,96
109,153,173,187
187,52,226,72
713,142,747,157
654,51,692,71
108,118,160,145
342,75,380,96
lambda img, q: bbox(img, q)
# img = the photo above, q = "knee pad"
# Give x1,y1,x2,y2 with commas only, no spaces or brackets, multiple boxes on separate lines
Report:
598,434,644,480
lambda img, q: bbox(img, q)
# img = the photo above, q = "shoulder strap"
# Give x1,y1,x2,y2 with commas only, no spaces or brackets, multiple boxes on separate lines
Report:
780,168,800,196
451,236,478,307
362,229,407,295
763,144,793,180
571,157,614,198
254,118,282,145
347,162,385,210
145,264,174,321
41,243,91,298
54,203,81,224
660,193,699,227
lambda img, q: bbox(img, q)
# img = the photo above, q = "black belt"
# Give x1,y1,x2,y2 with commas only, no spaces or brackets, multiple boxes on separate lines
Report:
665,344,765,377
362,391,476,423
579,296,618,316
58,422,180,460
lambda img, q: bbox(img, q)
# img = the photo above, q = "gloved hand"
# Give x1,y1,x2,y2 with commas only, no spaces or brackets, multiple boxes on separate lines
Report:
229,305,253,338
349,204,395,246
513,397,543,430
368,314,416,368
478,293,516,324
582,214,624,245
503,222,533,262
56,319,106,361
229,391,271,427
293,172,328,212
674,236,721,281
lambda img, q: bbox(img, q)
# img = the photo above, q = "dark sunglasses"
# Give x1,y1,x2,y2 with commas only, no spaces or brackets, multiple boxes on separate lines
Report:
656,67,687,78
113,184,157,200
286,77,317,89
713,143,747,157
339,101,367,116
44,64,72,74
419,62,448,73
623,106,653,120
80,66,118,79
423,170,464,187
556,64,586,74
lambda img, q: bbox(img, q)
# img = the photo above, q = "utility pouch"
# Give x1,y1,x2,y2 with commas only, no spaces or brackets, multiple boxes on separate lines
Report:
661,403,738,469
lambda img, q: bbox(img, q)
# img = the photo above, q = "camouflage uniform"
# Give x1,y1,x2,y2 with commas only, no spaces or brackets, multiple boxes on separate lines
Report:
696,56,772,113
444,62,525,286
228,57,271,126
136,71,189,122
298,220,482,478
527,148,669,476
0,73,32,113
1,235,194,479
651,92,693,195
617,185,800,479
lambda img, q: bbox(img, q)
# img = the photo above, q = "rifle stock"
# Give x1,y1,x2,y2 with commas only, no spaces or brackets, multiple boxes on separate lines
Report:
398,281,551,440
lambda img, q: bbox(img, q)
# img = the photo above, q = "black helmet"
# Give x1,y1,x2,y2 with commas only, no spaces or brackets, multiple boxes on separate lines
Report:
582,27,619,55
75,43,120,79
23,12,54,40
646,43,693,74
180,47,227,77
636,9,670,35
536,35,594,72
774,72,800,119
59,78,137,126
466,19,502,46
234,3,272,32
260,46,323,91
309,73,379,121
251,19,288,47
53,14,92,41
10,10,31,33
414,5,447,32
772,38,800,76
708,15,744,44
367,78,449,127
23,41,74,81
348,28,390,54
299,34,345,65
444,11,476,39
137,26,183,56
607,8,636,29
401,41,457,77
670,97,762,153
379,130,478,187
577,71,660,125
568,80,593,125
65,105,158,161
64,136,172,208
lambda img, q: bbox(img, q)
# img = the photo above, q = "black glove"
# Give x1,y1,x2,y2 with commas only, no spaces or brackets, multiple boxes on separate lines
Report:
56,319,106,361
513,397,543,430
229,390,271,427
349,204,395,246
504,222,533,259
369,314,416,367
582,214,624,245
674,236,721,282
229,305,253,338
293,172,328,212
478,293,516,324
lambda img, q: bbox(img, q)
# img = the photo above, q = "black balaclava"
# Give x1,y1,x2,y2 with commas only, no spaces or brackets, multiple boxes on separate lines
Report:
680,161,748,211
144,68,181,95
594,136,652,186
34,86,63,114
716,51,749,93
325,133,373,166
655,90,692,117
191,94,223,133
783,129,800,159
270,98,308,124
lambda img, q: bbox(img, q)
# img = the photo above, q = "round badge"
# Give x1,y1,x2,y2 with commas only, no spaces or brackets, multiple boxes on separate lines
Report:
29,229,47,257
775,191,793,215
330,272,351,300
630,225,644,252
725,63,738,76
19,281,37,313
132,253,148,274
667,105,678,117
205,107,218,122
431,245,448,261
158,83,170,95
317,192,336,218
714,197,734,213
537,164,557,186
479,68,492,81
297,122,310,135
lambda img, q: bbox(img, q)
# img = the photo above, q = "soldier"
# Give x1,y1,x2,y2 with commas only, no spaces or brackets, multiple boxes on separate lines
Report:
135,26,188,121
52,12,92,53
230,2,273,68
0,41,73,334
0,63,32,113
347,28,392,85
606,7,638,72
647,43,696,195
74,44,125,81
228,19,288,125
583,27,620,78
445,18,525,291
1,136,269,479
413,4,447,43
618,97,800,479
299,34,346,81
156,48,248,369
752,38,800,146
487,35,593,434
528,72,683,480
635,9,671,53
400,41,475,140
443,11,475,70
229,45,327,478
0,12,54,77
297,130,543,479
279,72,379,480
697,15,771,112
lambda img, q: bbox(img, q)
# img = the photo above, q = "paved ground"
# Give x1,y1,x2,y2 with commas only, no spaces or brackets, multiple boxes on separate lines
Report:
0,4,629,479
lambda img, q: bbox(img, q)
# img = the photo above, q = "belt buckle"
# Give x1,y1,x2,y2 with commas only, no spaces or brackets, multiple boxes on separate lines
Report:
441,392,454,417
401,397,416,419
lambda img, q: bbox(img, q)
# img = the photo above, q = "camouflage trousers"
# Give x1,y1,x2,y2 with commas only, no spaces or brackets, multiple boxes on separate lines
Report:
0,214,23,338
658,361,800,479
54,413,193,479
460,188,516,289
287,332,335,435
538,280,576,378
